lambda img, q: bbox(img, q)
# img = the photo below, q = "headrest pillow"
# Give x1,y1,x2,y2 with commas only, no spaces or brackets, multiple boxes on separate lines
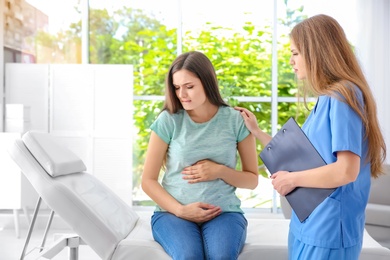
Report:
22,131,86,177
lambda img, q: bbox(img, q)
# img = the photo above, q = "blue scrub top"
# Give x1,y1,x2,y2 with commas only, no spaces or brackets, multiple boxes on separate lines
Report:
289,89,371,249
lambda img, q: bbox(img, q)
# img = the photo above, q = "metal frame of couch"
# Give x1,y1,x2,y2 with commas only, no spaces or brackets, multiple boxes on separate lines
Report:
8,131,390,259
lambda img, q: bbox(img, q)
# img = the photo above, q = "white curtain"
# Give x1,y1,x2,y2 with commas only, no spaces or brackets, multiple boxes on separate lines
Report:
355,0,390,163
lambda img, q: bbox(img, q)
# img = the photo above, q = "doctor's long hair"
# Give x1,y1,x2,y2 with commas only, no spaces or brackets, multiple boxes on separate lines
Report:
163,51,228,114
290,14,386,177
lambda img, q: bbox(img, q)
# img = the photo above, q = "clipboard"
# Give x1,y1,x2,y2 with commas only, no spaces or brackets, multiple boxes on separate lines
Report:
260,117,335,222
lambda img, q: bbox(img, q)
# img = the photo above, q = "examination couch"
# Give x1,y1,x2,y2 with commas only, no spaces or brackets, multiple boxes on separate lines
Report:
8,131,390,259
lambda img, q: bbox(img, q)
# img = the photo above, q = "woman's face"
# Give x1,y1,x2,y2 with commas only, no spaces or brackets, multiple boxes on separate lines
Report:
290,40,307,80
172,69,208,111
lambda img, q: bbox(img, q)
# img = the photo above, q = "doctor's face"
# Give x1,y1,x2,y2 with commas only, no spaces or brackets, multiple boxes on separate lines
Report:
290,40,307,80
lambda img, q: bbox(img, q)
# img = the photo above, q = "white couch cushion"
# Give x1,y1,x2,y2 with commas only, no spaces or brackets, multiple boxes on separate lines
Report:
111,216,390,260
22,131,86,177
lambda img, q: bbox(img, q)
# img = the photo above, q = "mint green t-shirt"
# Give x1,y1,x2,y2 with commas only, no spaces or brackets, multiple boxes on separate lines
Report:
150,106,250,213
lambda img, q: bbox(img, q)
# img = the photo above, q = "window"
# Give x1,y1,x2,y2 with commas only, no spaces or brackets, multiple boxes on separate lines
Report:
2,0,359,212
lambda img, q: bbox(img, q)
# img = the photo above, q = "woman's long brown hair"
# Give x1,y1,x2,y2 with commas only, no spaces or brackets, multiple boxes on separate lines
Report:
290,14,386,177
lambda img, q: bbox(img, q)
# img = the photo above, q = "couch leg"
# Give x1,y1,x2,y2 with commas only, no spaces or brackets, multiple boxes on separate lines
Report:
38,234,83,260
20,197,42,259
39,210,55,252
68,236,80,260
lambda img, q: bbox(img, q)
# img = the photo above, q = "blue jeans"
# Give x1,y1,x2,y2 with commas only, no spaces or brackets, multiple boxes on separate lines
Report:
151,212,247,260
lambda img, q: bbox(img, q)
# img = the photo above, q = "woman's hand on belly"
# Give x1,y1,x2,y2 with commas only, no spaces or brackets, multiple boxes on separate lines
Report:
182,160,221,183
176,202,222,223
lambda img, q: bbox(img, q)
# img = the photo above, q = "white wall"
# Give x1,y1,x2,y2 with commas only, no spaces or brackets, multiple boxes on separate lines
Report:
5,64,134,210
355,0,390,163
